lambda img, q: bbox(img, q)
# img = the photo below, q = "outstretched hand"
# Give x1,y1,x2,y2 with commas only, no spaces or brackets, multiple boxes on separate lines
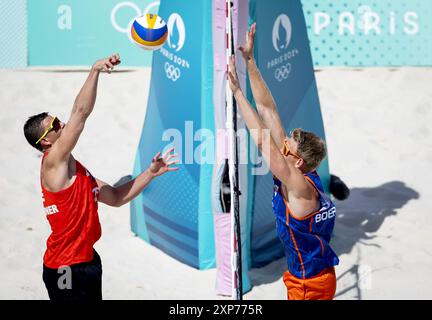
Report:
228,55,241,95
238,22,256,61
93,53,121,74
149,147,180,177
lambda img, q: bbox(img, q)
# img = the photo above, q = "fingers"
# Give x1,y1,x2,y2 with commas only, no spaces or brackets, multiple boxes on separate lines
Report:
164,150,180,170
102,53,121,73
110,53,121,65
228,69,236,83
229,55,237,73
247,23,256,41
110,53,120,61
246,23,256,41
167,153,179,162
228,73,240,95
152,151,161,162
167,159,180,167
151,146,181,176
228,56,238,81
251,22,256,35
100,62,113,73
243,23,255,51
167,166,180,172
106,61,114,69
167,159,180,171
162,147,175,159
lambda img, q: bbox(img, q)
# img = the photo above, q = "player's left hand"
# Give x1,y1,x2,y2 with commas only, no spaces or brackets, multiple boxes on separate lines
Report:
149,147,180,177
239,22,256,61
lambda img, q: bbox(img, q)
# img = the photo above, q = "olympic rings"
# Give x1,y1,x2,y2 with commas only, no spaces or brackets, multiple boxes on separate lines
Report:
164,62,181,81
274,63,292,82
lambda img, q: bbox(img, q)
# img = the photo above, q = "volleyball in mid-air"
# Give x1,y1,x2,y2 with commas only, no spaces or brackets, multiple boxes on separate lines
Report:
130,14,168,50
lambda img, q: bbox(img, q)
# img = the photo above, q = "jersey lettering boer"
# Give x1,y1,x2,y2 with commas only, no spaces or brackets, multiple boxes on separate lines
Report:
272,171,339,279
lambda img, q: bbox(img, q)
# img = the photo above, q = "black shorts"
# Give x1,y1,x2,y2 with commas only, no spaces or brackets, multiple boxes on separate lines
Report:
42,249,102,301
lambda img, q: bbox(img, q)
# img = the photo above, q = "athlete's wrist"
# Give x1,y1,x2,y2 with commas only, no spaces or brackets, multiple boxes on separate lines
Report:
246,57,257,67
233,88,244,98
91,65,101,74
146,167,158,179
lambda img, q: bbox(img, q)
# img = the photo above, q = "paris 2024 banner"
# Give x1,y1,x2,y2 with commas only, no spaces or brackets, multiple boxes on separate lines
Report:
19,0,432,67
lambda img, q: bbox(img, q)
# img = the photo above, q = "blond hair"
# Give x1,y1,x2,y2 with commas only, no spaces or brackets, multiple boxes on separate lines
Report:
291,128,327,172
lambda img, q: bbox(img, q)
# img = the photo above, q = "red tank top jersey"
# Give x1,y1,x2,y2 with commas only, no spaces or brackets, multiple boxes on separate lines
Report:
41,154,101,269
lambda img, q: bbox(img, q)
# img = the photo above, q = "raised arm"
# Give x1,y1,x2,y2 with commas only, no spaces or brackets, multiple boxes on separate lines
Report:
48,54,121,165
229,56,310,197
239,23,287,148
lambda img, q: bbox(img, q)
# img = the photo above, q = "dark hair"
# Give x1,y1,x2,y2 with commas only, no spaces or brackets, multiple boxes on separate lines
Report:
23,112,49,152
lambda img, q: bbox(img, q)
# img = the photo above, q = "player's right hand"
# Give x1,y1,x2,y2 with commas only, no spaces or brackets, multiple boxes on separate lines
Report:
228,55,241,95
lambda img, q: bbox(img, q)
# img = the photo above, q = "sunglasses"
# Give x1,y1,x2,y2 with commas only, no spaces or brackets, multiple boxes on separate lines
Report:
35,116,61,145
282,139,301,159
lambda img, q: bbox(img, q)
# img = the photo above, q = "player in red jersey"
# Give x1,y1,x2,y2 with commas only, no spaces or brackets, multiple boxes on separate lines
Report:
23,54,179,301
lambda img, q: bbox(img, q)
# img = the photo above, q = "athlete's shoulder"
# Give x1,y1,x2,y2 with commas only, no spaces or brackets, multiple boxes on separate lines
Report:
305,171,324,190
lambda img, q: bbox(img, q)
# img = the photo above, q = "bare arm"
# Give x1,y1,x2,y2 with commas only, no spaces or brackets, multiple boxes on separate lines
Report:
229,56,309,197
47,54,121,166
239,23,287,148
41,54,121,192
96,170,155,207
97,148,179,207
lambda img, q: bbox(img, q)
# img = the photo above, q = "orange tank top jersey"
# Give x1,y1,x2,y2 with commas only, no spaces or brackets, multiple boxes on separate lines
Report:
41,154,101,269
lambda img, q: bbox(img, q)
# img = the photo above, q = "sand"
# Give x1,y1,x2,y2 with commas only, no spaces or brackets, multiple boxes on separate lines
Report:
1,66,431,299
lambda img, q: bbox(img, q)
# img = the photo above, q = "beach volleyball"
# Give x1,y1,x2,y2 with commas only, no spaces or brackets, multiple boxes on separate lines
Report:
130,13,168,50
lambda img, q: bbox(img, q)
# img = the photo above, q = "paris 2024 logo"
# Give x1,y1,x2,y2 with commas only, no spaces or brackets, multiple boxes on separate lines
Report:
268,14,300,82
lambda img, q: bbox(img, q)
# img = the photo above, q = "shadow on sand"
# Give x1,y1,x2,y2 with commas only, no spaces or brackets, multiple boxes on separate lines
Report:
249,181,419,296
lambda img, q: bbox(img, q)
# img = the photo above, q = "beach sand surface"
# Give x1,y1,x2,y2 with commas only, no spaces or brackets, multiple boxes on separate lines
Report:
0,67,431,299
